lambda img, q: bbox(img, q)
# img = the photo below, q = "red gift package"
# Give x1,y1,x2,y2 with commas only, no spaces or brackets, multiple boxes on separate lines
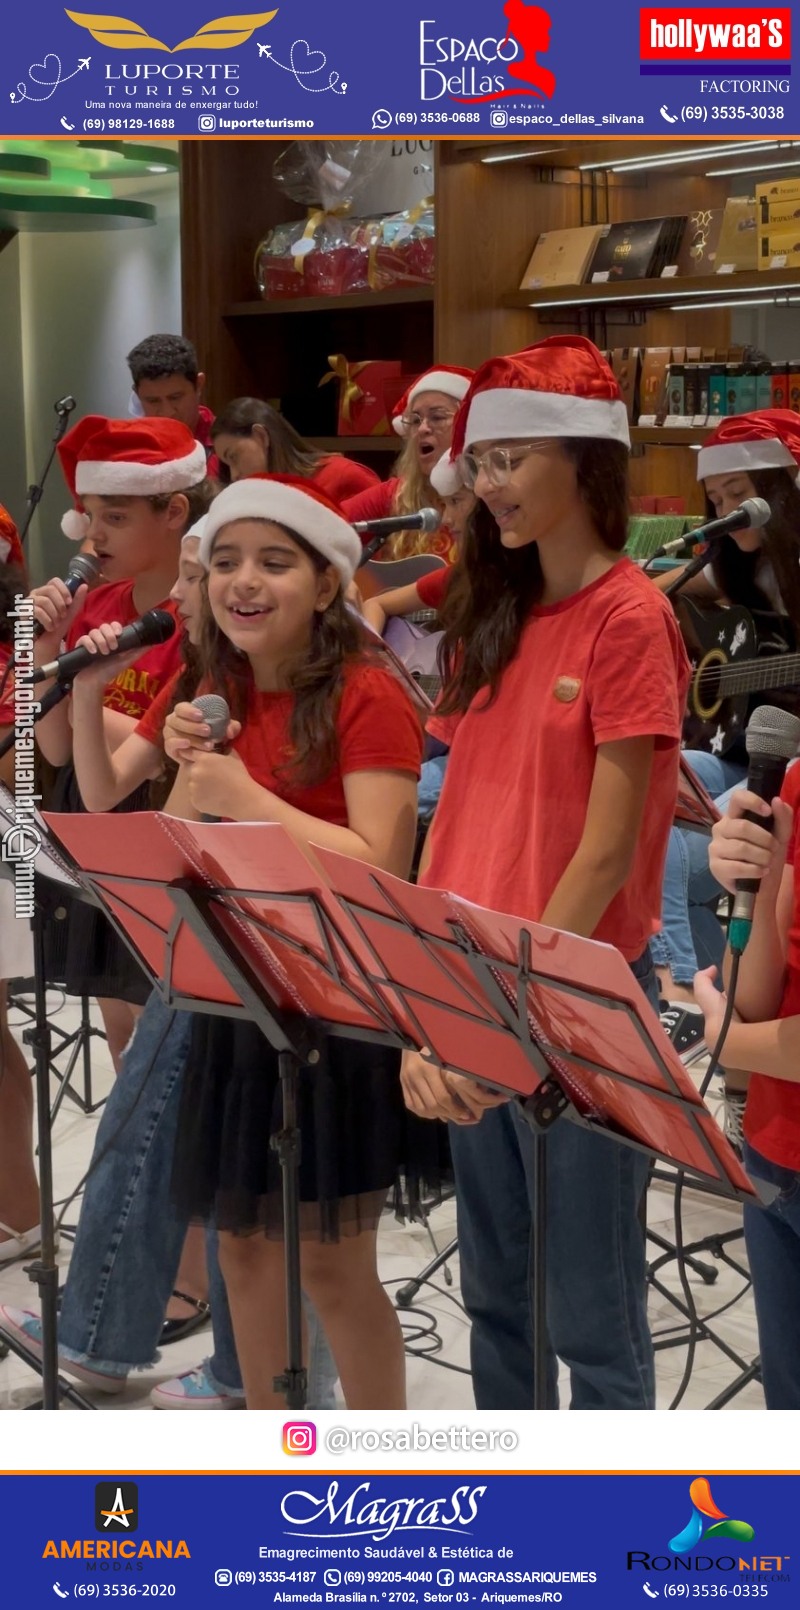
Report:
320,355,407,437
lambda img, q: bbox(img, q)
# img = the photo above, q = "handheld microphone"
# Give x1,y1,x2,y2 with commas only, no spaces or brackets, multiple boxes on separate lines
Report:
650,498,771,566
55,396,77,416
33,608,175,684
33,551,102,639
729,704,800,953
354,508,441,564
192,694,231,823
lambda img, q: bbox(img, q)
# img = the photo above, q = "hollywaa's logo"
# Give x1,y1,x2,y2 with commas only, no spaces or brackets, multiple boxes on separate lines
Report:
65,8,277,51
420,1,556,104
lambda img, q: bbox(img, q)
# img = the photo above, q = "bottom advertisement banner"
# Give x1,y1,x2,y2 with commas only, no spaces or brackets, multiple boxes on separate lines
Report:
0,1473,795,1607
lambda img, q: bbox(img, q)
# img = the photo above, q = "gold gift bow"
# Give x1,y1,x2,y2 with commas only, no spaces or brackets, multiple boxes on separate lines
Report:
366,195,435,290
319,355,395,434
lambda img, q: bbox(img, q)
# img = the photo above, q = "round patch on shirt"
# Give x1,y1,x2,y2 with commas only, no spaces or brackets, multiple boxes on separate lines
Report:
553,675,581,703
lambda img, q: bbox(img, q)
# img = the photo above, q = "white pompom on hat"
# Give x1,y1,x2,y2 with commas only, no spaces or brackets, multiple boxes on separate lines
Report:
429,450,466,497
181,515,207,564
697,410,800,483
450,335,631,457
58,414,207,540
392,366,474,436
198,474,362,586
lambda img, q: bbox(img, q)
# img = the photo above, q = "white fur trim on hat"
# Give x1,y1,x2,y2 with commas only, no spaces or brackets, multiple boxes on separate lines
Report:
463,389,631,450
393,370,472,435
61,509,91,541
182,515,207,561
430,452,463,497
697,438,796,480
199,481,362,585
74,442,207,497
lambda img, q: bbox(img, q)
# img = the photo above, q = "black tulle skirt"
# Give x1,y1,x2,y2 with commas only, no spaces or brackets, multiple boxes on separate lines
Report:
171,1013,451,1242
42,764,152,1005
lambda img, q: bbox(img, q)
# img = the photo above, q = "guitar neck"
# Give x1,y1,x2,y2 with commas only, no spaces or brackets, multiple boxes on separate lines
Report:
719,653,800,697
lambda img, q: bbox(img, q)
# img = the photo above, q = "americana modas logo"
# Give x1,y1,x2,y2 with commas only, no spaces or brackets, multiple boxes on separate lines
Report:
95,1482,138,1534
66,9,277,51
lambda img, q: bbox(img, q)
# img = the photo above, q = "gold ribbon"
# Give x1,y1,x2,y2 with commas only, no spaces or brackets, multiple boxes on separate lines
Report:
319,354,372,425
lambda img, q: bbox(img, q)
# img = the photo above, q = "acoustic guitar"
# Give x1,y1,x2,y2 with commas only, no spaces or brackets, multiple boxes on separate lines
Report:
678,597,800,755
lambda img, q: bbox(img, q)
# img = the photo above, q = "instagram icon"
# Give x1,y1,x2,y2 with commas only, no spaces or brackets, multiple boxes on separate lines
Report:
283,1421,317,1456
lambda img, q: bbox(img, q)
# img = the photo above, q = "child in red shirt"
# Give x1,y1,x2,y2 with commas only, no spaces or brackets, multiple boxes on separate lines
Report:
160,474,440,1411
402,337,691,1411
697,765,800,1406
30,415,210,1068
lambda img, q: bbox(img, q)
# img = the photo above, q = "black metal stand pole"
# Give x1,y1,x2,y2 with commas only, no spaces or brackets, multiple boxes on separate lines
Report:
272,1049,308,1411
532,1129,549,1411
17,398,76,549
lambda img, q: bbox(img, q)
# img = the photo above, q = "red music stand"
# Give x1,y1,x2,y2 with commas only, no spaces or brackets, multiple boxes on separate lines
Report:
675,754,720,834
42,810,756,1410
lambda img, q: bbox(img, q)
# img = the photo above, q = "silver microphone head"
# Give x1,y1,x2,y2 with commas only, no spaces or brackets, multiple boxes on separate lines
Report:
418,507,441,534
67,551,102,587
746,705,800,762
740,497,771,530
192,693,231,745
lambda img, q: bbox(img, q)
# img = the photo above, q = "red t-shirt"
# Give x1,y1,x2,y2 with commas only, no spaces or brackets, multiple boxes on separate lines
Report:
195,403,221,482
743,760,800,1168
421,559,691,963
66,581,183,721
135,668,182,747
0,505,25,570
137,659,423,826
416,568,450,611
342,478,399,529
312,455,379,504
0,644,15,726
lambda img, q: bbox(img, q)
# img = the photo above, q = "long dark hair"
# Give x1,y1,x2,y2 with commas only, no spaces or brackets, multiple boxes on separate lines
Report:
211,398,326,485
705,467,800,630
148,640,204,809
438,437,630,714
197,523,372,787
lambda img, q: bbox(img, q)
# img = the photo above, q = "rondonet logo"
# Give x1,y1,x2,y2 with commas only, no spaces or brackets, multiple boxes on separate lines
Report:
640,8,791,62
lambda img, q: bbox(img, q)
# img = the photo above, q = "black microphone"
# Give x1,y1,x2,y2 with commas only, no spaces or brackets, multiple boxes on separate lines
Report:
33,608,175,684
354,507,441,564
55,396,77,416
33,551,102,639
192,694,231,823
653,497,771,568
728,704,800,953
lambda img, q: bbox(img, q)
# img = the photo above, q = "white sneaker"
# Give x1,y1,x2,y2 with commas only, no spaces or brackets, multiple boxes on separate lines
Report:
151,1362,245,1410
0,1305,126,1393
722,1088,747,1155
0,1224,60,1266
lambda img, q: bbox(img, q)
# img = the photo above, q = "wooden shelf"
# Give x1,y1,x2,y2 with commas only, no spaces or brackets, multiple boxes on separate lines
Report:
504,268,800,311
310,437,398,453
224,287,434,317
631,426,715,446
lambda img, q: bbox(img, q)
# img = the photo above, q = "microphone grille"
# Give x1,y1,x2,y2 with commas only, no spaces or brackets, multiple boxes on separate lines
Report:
419,507,441,535
741,497,771,530
192,693,231,744
746,704,800,762
67,551,102,586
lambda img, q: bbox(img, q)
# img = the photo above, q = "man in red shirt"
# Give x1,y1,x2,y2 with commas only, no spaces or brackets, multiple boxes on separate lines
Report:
127,333,219,479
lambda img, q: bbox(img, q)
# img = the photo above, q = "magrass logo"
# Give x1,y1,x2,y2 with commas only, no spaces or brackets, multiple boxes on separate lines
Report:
95,1483,138,1534
669,1477,754,1553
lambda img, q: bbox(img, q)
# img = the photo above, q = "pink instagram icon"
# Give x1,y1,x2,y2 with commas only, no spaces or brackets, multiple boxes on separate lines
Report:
283,1421,317,1456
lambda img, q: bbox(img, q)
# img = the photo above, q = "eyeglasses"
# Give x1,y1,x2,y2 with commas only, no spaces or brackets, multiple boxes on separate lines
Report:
400,410,457,434
457,442,549,489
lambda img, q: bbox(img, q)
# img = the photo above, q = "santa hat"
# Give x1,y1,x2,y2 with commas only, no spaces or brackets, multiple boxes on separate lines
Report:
450,336,630,459
697,410,800,482
198,474,362,586
392,366,474,436
430,450,467,498
58,415,207,540
181,515,207,564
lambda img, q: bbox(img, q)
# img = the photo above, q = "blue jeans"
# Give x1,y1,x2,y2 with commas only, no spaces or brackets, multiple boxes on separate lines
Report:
418,754,448,821
743,1142,800,1409
58,991,337,1406
448,949,659,1410
650,751,747,988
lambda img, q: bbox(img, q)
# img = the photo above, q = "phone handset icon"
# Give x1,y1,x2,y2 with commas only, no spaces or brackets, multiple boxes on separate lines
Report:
53,1586,70,1601
643,1586,660,1600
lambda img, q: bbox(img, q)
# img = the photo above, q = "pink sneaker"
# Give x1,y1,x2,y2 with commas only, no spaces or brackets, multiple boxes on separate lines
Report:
0,1305,126,1394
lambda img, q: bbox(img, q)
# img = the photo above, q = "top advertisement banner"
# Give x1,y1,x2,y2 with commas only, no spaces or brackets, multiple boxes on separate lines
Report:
1,1,797,140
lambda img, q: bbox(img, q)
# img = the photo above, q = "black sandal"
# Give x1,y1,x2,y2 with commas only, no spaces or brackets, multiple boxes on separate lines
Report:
159,1289,211,1347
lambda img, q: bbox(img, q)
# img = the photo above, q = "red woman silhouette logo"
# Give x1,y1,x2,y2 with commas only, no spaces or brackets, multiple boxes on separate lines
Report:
451,1,556,103
502,0,556,99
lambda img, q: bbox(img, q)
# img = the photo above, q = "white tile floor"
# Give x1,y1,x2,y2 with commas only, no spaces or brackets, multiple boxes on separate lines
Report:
0,993,764,1411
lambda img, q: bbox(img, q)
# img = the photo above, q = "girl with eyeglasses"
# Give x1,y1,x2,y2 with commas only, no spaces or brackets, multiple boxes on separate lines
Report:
400,336,691,1411
342,367,473,560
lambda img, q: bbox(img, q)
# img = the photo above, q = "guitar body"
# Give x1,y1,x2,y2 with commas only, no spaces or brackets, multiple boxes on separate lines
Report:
678,598,797,755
